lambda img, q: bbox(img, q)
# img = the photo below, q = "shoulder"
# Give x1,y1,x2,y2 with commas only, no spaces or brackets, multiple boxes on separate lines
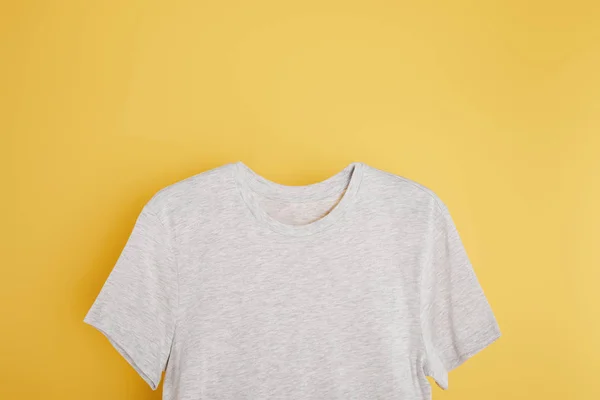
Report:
143,163,238,223
360,164,447,216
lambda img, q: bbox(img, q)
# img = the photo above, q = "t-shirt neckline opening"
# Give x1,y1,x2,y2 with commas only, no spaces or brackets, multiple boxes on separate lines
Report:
233,161,364,238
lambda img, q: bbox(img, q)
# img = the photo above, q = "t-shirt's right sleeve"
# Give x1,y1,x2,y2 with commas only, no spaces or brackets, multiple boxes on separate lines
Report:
84,200,178,390
420,199,500,390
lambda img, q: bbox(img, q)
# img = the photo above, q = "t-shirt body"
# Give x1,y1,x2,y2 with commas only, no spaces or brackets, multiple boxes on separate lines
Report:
84,161,500,400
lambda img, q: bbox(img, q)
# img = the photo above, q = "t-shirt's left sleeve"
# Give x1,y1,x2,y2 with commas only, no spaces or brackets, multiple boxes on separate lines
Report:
420,199,501,390
84,199,178,390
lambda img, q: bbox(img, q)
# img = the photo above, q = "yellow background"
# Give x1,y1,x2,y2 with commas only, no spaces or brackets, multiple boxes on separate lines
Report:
2,1,599,399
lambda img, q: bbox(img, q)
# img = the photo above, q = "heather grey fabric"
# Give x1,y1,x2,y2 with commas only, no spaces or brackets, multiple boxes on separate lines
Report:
84,161,500,399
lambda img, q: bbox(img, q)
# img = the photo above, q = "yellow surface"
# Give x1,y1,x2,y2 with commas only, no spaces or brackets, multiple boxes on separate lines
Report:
2,1,599,399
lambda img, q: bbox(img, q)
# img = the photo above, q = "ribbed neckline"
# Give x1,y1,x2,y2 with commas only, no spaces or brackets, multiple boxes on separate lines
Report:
233,161,364,238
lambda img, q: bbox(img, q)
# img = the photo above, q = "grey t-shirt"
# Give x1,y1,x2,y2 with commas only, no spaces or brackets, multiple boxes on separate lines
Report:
84,161,500,399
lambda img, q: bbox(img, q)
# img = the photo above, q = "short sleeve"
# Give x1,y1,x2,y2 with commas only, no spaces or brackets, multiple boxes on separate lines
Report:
420,200,500,390
84,200,178,390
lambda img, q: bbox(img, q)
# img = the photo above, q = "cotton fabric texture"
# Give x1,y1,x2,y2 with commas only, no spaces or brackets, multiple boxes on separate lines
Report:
84,161,500,400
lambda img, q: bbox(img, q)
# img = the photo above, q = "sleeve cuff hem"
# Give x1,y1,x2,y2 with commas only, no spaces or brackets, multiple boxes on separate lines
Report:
83,314,160,390
447,327,502,373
